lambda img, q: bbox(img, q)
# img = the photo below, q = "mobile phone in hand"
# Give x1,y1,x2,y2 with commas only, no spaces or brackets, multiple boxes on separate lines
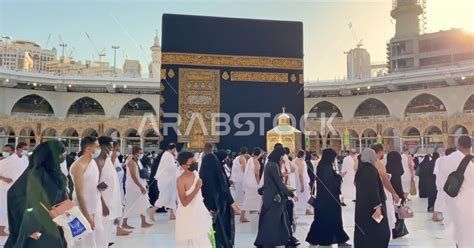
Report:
372,214,384,223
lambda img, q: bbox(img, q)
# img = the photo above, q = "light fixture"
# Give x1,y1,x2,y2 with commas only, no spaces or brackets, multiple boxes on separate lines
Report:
123,85,127,88
68,84,72,88
5,79,9,82
112,84,116,88
461,76,466,81
32,83,37,87
367,86,371,89
357,87,360,91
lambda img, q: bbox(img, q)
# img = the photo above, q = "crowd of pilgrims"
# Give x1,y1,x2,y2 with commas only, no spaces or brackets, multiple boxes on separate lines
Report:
0,134,473,248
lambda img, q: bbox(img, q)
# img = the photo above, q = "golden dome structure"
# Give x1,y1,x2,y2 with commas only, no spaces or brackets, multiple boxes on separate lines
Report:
266,107,303,156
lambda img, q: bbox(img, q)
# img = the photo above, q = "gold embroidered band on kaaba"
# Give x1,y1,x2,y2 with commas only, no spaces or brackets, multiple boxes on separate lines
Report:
162,52,304,70
230,71,288,83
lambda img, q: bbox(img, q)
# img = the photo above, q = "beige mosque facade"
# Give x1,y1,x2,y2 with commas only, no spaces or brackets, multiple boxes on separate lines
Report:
304,65,474,154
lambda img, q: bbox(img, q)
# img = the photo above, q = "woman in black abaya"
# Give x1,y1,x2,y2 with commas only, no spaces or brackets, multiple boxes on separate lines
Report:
354,148,390,248
255,147,298,247
427,152,439,212
386,151,409,239
418,154,431,198
305,148,350,246
5,140,68,248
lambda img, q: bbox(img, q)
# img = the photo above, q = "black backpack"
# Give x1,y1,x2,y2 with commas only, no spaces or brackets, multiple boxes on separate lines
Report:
444,155,473,198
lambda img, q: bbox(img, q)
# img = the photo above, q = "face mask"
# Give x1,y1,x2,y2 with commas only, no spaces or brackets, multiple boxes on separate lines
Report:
22,150,29,157
2,152,10,158
108,151,113,158
138,154,144,160
93,148,101,159
188,162,198,172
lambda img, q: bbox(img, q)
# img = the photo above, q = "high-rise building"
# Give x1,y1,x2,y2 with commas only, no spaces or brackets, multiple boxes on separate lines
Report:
123,59,142,78
346,46,371,80
0,40,57,72
388,0,474,72
148,31,162,79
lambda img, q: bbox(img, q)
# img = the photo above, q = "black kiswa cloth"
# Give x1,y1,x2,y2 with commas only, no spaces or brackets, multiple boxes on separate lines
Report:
5,167,67,248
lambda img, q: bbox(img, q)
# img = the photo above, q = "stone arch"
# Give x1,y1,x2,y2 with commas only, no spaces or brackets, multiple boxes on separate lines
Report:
326,130,342,152
143,128,160,151
361,128,377,149
18,127,36,147
104,128,121,140
61,128,80,152
383,127,401,152
346,129,360,152
354,98,390,118
448,124,469,147
123,128,140,151
309,101,343,119
405,93,447,117
119,98,157,118
0,126,16,146
402,126,422,153
67,97,105,117
463,94,474,113
307,130,323,153
82,128,99,137
41,127,58,142
11,94,55,116
423,126,444,154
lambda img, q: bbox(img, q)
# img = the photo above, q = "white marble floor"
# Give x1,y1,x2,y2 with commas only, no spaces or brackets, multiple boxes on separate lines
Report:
0,196,456,247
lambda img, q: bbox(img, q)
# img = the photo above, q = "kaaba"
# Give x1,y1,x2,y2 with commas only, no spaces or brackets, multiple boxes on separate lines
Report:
160,13,304,152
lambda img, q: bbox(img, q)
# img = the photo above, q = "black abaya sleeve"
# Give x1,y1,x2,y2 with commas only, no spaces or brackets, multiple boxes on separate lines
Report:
358,166,384,209
269,163,294,198
200,155,218,211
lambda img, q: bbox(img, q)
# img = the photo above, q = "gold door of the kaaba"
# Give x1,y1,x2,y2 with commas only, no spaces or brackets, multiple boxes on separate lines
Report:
178,68,220,149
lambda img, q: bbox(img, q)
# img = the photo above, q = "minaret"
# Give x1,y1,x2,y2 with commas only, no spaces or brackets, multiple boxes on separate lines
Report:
391,0,423,38
149,29,162,79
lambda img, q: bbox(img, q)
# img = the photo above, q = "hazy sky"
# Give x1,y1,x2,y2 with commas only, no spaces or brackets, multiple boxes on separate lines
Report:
1,0,473,80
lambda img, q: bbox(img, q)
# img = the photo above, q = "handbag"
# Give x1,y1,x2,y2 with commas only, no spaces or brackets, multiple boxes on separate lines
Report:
307,195,317,208
410,178,417,196
444,155,473,198
395,205,414,219
139,168,150,179
40,192,74,219
307,184,317,207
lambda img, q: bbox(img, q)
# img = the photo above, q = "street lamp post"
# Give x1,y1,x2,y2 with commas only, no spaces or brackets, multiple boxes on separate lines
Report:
59,43,67,74
2,35,12,68
111,45,120,75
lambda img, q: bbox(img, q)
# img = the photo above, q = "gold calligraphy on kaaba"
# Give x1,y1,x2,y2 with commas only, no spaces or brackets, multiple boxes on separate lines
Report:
230,71,289,83
162,52,304,70
178,69,220,148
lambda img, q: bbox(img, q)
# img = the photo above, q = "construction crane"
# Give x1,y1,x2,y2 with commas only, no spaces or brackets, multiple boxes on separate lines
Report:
348,22,363,48
44,33,51,49
85,32,106,61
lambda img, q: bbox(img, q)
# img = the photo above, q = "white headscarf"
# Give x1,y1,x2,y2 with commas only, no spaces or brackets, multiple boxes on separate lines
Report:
361,148,376,166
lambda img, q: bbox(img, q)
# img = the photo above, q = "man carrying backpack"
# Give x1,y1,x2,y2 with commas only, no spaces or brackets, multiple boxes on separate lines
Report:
441,135,472,248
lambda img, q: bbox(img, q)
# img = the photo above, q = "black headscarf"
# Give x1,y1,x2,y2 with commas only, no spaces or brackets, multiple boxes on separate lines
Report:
318,148,337,166
267,147,285,163
31,140,67,189
215,149,229,165
386,151,404,177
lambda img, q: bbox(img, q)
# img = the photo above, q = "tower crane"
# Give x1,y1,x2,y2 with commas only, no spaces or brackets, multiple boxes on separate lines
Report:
348,22,363,48
44,33,51,49
85,32,106,61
